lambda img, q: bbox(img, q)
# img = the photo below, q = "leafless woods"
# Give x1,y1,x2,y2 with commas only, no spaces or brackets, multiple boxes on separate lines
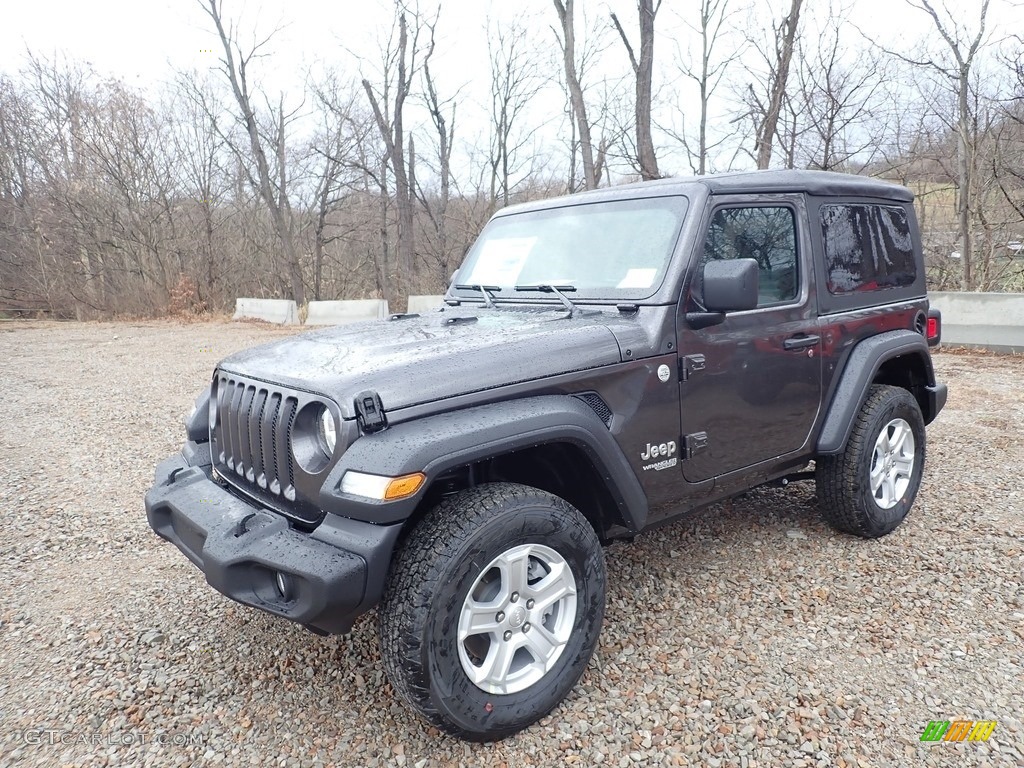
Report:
1,0,1022,317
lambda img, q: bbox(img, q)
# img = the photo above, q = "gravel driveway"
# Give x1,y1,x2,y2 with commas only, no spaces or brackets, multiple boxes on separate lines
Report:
1,321,1021,768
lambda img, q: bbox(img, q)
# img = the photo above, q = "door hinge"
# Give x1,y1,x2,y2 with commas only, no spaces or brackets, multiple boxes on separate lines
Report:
678,354,706,381
684,432,708,459
354,390,388,434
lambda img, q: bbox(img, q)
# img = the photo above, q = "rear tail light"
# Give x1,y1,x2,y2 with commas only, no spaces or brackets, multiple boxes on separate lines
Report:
926,309,941,346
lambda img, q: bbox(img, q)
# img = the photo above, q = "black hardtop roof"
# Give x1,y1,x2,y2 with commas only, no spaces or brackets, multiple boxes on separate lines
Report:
694,169,913,201
497,169,914,217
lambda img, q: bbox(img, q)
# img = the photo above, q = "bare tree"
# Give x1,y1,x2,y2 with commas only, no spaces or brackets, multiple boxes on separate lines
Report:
672,0,742,174
314,66,399,304
894,0,993,290
610,0,661,180
995,39,1024,255
306,79,361,301
488,21,544,207
416,13,460,287
552,0,601,189
362,3,430,286
744,0,805,169
199,0,306,305
791,9,888,171
171,73,230,306
0,72,53,313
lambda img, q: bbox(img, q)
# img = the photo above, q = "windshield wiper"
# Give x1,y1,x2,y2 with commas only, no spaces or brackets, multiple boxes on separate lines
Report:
454,284,501,309
514,284,578,318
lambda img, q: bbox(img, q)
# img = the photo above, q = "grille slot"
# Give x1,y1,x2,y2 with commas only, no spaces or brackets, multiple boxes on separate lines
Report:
213,375,299,511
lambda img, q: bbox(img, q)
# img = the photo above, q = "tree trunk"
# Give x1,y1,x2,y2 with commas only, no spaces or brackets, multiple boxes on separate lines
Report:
203,0,305,305
958,69,973,290
362,12,416,286
755,0,804,170
612,0,660,180
699,39,709,175
553,0,598,189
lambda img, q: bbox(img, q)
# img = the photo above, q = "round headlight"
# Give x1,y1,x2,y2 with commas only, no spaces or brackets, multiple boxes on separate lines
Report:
318,407,337,455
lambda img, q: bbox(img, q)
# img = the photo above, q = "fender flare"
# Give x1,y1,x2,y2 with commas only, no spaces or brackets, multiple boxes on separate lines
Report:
319,395,649,531
816,329,938,455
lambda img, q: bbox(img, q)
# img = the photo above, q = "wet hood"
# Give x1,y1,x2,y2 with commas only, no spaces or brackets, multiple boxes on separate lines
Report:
218,308,629,418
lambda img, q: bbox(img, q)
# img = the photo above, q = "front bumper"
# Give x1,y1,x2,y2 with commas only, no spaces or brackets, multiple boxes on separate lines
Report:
145,451,401,634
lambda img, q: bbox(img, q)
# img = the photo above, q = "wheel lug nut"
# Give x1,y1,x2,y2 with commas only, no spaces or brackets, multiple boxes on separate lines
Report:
523,622,531,632
496,611,505,622
510,592,519,602
526,599,535,609
503,630,513,641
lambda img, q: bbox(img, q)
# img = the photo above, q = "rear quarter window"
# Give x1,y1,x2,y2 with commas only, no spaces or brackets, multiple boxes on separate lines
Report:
820,204,916,294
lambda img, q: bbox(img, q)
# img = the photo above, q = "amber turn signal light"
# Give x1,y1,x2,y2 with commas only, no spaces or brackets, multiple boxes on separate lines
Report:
384,472,426,500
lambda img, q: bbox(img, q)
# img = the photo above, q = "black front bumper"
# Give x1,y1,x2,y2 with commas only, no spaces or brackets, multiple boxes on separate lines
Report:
145,451,401,634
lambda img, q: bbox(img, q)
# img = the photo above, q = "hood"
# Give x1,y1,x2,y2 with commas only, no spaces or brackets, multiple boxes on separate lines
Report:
218,307,629,418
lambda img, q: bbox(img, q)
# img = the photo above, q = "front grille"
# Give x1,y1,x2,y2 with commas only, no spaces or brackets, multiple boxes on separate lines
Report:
212,374,299,505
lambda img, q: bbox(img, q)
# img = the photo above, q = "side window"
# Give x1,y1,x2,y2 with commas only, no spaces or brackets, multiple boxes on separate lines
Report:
820,204,916,294
701,206,798,307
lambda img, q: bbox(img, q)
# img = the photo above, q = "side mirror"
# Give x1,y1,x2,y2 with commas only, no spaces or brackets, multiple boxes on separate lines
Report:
703,258,759,312
448,269,459,288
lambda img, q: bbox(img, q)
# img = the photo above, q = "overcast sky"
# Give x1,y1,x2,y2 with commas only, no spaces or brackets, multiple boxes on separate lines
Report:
1,0,1009,82
0,0,1014,178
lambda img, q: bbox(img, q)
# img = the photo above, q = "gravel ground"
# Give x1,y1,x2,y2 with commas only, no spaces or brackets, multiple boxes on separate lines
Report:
0,320,1021,768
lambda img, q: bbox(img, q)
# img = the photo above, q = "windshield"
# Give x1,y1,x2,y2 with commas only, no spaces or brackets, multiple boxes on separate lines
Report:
454,196,688,301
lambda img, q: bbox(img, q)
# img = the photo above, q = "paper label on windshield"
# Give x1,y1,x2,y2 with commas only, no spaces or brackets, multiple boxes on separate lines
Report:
467,237,536,285
617,268,657,289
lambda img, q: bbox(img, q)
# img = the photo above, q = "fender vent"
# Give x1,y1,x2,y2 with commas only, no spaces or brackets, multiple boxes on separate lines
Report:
914,311,927,336
575,392,613,427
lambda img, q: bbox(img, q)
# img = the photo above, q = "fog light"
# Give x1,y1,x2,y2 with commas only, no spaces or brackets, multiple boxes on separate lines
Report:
275,571,292,600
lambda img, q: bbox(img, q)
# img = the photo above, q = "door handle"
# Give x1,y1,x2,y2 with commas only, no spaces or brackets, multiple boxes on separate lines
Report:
783,334,820,350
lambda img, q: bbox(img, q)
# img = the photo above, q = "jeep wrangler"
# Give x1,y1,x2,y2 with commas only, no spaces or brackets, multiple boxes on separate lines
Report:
146,170,947,741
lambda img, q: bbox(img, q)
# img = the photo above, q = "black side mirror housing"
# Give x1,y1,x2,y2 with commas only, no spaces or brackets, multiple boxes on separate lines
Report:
703,258,759,313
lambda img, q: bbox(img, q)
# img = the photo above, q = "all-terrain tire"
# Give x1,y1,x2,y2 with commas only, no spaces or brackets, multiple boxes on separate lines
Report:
816,384,926,538
378,482,606,741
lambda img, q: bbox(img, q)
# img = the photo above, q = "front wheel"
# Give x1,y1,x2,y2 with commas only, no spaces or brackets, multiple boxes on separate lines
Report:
378,482,606,741
816,384,926,538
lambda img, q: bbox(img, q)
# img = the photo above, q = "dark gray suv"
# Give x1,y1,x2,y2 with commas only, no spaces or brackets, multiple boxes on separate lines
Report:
146,169,947,740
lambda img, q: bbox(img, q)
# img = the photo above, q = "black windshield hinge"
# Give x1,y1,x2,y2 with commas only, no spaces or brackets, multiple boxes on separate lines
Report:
678,354,706,381
354,390,388,434
684,432,708,459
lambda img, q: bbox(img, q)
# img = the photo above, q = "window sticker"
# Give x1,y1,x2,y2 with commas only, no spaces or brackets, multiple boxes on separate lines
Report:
616,268,657,289
466,237,536,285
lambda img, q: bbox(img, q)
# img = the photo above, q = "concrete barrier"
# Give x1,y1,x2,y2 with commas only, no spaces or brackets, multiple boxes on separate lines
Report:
232,298,298,325
306,299,390,326
929,291,1024,353
406,295,446,313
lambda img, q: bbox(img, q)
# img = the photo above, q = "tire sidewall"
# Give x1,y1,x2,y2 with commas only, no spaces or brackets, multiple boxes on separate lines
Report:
857,391,926,534
420,499,605,738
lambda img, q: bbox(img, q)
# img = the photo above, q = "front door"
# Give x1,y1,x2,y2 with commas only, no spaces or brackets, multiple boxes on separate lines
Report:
677,196,822,483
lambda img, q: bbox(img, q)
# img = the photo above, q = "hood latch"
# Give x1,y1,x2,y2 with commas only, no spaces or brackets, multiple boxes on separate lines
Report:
354,390,388,434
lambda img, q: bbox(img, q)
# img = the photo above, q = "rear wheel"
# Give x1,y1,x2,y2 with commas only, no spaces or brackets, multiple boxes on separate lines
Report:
378,482,605,741
816,384,926,538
